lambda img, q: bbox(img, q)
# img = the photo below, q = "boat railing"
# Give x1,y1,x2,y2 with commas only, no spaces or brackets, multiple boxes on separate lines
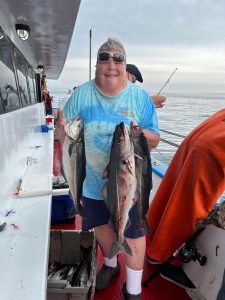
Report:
151,128,186,164
159,128,186,148
160,129,186,138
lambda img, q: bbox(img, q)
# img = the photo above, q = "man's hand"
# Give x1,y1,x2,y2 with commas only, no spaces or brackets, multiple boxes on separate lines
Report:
151,95,166,108
55,109,67,143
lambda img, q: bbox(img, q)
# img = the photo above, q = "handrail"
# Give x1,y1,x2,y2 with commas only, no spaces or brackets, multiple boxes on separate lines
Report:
160,138,179,148
160,129,186,138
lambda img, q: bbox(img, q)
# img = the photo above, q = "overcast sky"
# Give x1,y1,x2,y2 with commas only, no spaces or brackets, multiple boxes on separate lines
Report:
48,0,225,94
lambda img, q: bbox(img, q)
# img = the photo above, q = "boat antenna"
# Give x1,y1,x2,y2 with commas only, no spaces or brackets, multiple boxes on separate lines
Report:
157,67,178,95
89,26,94,80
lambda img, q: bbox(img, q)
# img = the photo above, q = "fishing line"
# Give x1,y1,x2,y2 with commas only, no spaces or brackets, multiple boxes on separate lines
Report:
157,67,178,95
153,147,169,163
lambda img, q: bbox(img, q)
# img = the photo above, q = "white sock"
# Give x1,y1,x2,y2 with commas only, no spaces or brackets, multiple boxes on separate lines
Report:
103,256,117,268
126,266,143,295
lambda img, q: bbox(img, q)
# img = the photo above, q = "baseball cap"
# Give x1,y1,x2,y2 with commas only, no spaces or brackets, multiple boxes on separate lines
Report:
126,64,143,83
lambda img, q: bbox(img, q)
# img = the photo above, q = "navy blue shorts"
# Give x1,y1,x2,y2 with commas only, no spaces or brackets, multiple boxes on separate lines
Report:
82,196,146,239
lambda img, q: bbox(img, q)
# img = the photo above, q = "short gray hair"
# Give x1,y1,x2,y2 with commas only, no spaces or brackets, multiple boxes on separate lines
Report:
97,38,126,57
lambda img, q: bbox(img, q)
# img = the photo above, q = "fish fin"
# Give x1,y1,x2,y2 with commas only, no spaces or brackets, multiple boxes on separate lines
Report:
102,163,109,179
134,152,143,160
125,159,134,175
101,185,111,212
68,142,74,156
101,184,108,202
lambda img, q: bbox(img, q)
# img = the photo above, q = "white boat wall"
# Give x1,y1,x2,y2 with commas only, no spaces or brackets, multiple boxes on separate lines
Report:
0,1,81,299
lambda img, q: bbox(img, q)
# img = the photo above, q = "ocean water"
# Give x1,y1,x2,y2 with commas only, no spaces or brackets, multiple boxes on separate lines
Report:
151,92,225,164
51,89,225,164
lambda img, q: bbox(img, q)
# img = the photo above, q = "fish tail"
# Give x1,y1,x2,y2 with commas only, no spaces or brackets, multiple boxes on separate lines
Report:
122,239,132,256
108,238,121,259
108,237,132,259
141,217,151,235
77,201,86,217
68,200,86,218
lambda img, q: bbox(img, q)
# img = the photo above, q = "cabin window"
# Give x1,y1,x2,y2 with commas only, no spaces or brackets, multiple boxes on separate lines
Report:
13,50,31,106
35,73,42,103
27,65,37,104
0,36,20,112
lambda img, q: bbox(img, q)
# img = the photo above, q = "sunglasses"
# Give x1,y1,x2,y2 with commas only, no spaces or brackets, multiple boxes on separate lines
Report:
98,51,126,63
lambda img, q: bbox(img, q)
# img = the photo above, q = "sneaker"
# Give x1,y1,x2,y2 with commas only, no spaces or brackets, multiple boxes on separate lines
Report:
147,256,162,265
122,283,141,300
95,262,121,291
160,264,197,291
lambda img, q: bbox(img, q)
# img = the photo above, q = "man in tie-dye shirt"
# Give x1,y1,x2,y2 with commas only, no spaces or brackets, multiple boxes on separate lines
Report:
56,38,160,299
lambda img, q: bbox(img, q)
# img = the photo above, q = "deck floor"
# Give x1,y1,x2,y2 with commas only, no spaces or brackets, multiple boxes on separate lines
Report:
52,140,191,300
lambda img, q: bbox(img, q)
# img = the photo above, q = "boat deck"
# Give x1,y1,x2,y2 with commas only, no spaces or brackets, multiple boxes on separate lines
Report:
53,140,190,300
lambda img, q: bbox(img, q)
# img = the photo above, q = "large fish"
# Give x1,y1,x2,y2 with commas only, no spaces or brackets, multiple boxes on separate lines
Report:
130,121,152,233
102,122,137,258
61,116,85,216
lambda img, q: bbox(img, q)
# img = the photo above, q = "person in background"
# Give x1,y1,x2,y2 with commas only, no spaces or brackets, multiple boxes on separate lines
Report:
56,38,160,299
126,64,166,108
44,91,53,115
5,84,20,108
146,108,225,289
41,76,53,115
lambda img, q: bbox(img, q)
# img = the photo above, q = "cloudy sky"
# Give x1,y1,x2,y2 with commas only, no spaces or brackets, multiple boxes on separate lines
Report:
48,0,225,94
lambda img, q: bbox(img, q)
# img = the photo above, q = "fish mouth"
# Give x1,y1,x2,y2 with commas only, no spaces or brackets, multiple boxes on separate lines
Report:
118,122,126,142
118,122,125,133
118,122,133,156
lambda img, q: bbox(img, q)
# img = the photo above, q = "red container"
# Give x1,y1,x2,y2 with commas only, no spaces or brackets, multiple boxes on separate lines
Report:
46,116,54,123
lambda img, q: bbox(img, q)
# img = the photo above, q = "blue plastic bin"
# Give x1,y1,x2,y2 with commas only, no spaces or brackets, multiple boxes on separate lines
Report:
51,191,75,223
41,124,49,132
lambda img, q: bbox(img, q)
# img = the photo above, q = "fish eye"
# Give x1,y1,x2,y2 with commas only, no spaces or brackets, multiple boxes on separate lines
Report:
121,160,127,165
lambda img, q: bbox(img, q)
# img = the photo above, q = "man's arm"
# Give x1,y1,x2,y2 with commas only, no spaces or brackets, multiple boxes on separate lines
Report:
143,129,160,150
55,109,67,143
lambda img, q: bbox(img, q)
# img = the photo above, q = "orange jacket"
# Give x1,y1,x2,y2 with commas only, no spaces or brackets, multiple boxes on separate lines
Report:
147,109,225,262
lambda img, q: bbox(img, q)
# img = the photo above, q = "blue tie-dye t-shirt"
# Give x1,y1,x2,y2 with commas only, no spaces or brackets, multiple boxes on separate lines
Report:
63,80,159,200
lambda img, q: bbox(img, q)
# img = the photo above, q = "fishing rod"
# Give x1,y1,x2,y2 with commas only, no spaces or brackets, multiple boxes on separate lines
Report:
142,224,206,287
55,92,62,123
142,202,225,287
157,67,178,95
